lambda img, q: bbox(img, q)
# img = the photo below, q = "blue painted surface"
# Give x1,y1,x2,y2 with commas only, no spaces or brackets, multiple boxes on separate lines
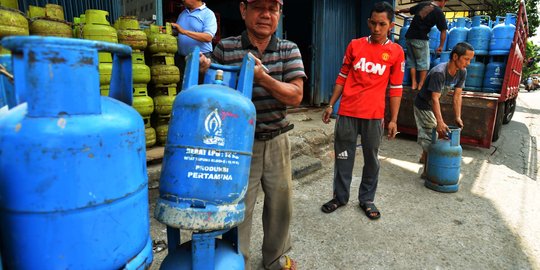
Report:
311,0,358,105
447,17,469,51
467,15,492,55
0,36,152,269
489,13,516,55
156,47,256,231
483,56,507,93
425,127,462,193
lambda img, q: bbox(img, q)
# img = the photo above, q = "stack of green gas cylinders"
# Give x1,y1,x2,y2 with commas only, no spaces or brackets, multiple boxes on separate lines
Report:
0,0,28,55
27,4,71,38
76,9,118,96
145,23,180,146
114,16,156,148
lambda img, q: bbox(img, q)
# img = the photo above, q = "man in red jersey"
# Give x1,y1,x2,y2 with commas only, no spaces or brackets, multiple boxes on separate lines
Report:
320,2,404,220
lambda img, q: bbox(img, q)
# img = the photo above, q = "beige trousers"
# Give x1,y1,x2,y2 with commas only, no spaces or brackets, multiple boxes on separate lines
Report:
239,133,293,270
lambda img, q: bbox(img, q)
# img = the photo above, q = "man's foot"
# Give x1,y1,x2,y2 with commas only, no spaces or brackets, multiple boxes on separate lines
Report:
359,201,381,220
321,198,345,213
280,255,297,270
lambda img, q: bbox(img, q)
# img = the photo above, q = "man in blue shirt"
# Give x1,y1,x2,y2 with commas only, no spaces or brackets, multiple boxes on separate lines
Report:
171,0,217,73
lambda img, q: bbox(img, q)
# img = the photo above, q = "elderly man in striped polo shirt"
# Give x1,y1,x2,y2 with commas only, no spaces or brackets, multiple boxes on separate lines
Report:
199,0,306,269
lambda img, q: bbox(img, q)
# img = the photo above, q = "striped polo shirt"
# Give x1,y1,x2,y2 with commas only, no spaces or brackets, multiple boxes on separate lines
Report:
211,31,307,132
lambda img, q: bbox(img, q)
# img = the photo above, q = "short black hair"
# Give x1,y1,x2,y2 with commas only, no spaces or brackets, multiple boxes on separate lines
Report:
371,2,395,22
451,42,475,59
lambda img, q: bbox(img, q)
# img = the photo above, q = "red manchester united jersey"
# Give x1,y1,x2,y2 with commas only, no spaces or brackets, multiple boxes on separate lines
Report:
336,37,404,119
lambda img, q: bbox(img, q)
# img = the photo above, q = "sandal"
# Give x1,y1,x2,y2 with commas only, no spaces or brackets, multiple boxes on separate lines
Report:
359,201,381,220
280,255,297,270
321,198,345,213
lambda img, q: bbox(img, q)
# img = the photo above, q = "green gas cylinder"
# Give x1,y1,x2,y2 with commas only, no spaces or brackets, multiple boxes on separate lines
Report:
150,54,180,85
0,6,29,54
82,9,118,63
26,5,45,18
154,116,170,145
45,4,64,20
115,16,147,51
145,123,156,148
145,24,177,54
132,52,150,85
0,6,29,37
30,18,72,38
99,63,112,96
0,0,18,9
153,85,176,117
133,86,154,117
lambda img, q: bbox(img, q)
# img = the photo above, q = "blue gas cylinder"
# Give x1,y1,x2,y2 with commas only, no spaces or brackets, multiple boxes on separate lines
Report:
399,17,412,49
161,228,244,270
425,127,462,193
430,54,440,70
447,17,469,51
0,36,153,269
467,15,492,55
155,47,256,231
439,51,451,63
464,57,485,91
483,56,506,93
489,13,516,55
428,26,441,53
403,63,411,86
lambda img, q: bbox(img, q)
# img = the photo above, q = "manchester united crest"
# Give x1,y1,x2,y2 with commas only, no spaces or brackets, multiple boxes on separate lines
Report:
382,52,390,61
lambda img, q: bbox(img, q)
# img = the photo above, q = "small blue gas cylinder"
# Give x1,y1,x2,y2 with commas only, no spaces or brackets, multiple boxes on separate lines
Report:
0,36,153,269
483,56,506,93
399,17,412,49
467,15,492,55
155,46,256,231
489,13,516,55
464,57,485,91
447,17,469,51
425,127,462,193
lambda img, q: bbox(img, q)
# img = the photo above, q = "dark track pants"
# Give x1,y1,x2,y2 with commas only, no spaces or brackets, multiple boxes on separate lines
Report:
332,116,383,204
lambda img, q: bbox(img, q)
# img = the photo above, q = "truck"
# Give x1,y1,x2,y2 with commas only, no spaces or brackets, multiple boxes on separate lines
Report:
389,0,528,148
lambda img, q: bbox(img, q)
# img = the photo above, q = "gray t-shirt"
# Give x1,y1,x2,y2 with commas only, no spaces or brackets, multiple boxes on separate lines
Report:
414,62,466,110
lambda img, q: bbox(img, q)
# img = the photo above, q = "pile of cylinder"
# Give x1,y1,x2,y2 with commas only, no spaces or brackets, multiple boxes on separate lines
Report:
0,1,180,148
400,13,517,93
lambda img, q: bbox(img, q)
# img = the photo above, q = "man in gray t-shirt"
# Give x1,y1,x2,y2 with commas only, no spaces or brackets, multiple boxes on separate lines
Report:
413,42,474,178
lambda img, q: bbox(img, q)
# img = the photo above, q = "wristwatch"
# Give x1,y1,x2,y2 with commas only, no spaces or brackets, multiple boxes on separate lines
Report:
327,105,333,109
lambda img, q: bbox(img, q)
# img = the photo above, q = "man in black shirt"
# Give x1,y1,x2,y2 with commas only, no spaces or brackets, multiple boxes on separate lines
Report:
397,0,448,91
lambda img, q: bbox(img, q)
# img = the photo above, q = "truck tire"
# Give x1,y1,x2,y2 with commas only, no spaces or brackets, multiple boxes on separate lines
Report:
503,98,516,124
492,102,505,142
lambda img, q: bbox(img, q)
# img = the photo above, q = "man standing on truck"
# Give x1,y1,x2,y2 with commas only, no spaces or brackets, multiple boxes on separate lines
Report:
396,0,448,91
414,42,474,178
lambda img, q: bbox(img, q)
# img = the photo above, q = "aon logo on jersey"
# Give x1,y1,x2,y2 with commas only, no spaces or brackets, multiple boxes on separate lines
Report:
354,58,387,75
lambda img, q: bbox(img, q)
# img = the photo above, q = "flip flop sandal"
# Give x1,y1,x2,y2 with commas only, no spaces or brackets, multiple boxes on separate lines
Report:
359,202,381,220
280,255,297,270
321,198,345,213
